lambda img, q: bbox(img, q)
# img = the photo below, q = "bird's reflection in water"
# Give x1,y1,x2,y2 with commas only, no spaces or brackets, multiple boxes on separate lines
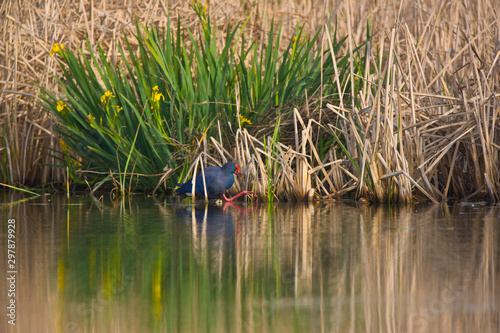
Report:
175,202,232,235
175,202,252,267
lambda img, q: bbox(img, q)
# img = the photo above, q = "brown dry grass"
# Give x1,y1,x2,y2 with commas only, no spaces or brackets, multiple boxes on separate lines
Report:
210,0,500,203
1,0,499,202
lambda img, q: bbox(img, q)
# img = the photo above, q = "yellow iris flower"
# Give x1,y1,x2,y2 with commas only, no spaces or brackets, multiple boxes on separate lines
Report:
50,43,65,56
238,115,252,126
56,100,67,112
151,86,165,105
100,91,115,104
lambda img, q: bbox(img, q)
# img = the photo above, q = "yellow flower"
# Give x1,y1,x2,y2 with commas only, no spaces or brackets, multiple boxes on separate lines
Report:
50,43,64,56
238,115,252,126
56,100,67,112
112,105,123,113
56,100,69,115
153,92,165,102
87,114,95,122
151,86,165,103
100,91,115,104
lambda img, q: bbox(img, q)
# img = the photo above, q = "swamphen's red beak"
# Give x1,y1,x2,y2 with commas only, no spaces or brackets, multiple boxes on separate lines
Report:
235,164,242,177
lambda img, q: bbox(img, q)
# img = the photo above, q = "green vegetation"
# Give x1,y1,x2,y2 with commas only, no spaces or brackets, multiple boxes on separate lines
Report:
38,5,354,196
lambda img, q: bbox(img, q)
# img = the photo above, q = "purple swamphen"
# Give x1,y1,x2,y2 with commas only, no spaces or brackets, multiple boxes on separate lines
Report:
175,161,257,201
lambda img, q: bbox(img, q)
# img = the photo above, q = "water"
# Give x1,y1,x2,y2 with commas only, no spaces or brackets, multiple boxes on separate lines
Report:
1,194,499,332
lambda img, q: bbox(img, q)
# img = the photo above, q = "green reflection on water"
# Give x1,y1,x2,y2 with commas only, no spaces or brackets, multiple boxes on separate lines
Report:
1,193,499,333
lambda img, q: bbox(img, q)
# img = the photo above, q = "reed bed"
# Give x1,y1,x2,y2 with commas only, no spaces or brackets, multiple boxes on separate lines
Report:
1,0,499,203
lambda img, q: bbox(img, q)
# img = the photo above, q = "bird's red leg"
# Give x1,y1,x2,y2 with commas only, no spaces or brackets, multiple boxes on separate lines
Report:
223,191,258,202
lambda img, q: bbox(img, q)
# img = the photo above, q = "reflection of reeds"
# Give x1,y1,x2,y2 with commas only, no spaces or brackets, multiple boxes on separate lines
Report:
231,203,500,332
3,195,498,332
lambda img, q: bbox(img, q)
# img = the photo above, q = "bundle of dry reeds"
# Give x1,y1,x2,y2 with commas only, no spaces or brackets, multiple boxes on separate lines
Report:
200,0,500,203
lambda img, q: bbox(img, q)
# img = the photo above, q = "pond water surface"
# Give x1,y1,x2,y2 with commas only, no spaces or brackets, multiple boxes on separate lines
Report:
1,194,499,332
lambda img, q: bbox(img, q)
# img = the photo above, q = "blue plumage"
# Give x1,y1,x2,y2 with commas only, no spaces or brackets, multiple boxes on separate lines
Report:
175,161,241,199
